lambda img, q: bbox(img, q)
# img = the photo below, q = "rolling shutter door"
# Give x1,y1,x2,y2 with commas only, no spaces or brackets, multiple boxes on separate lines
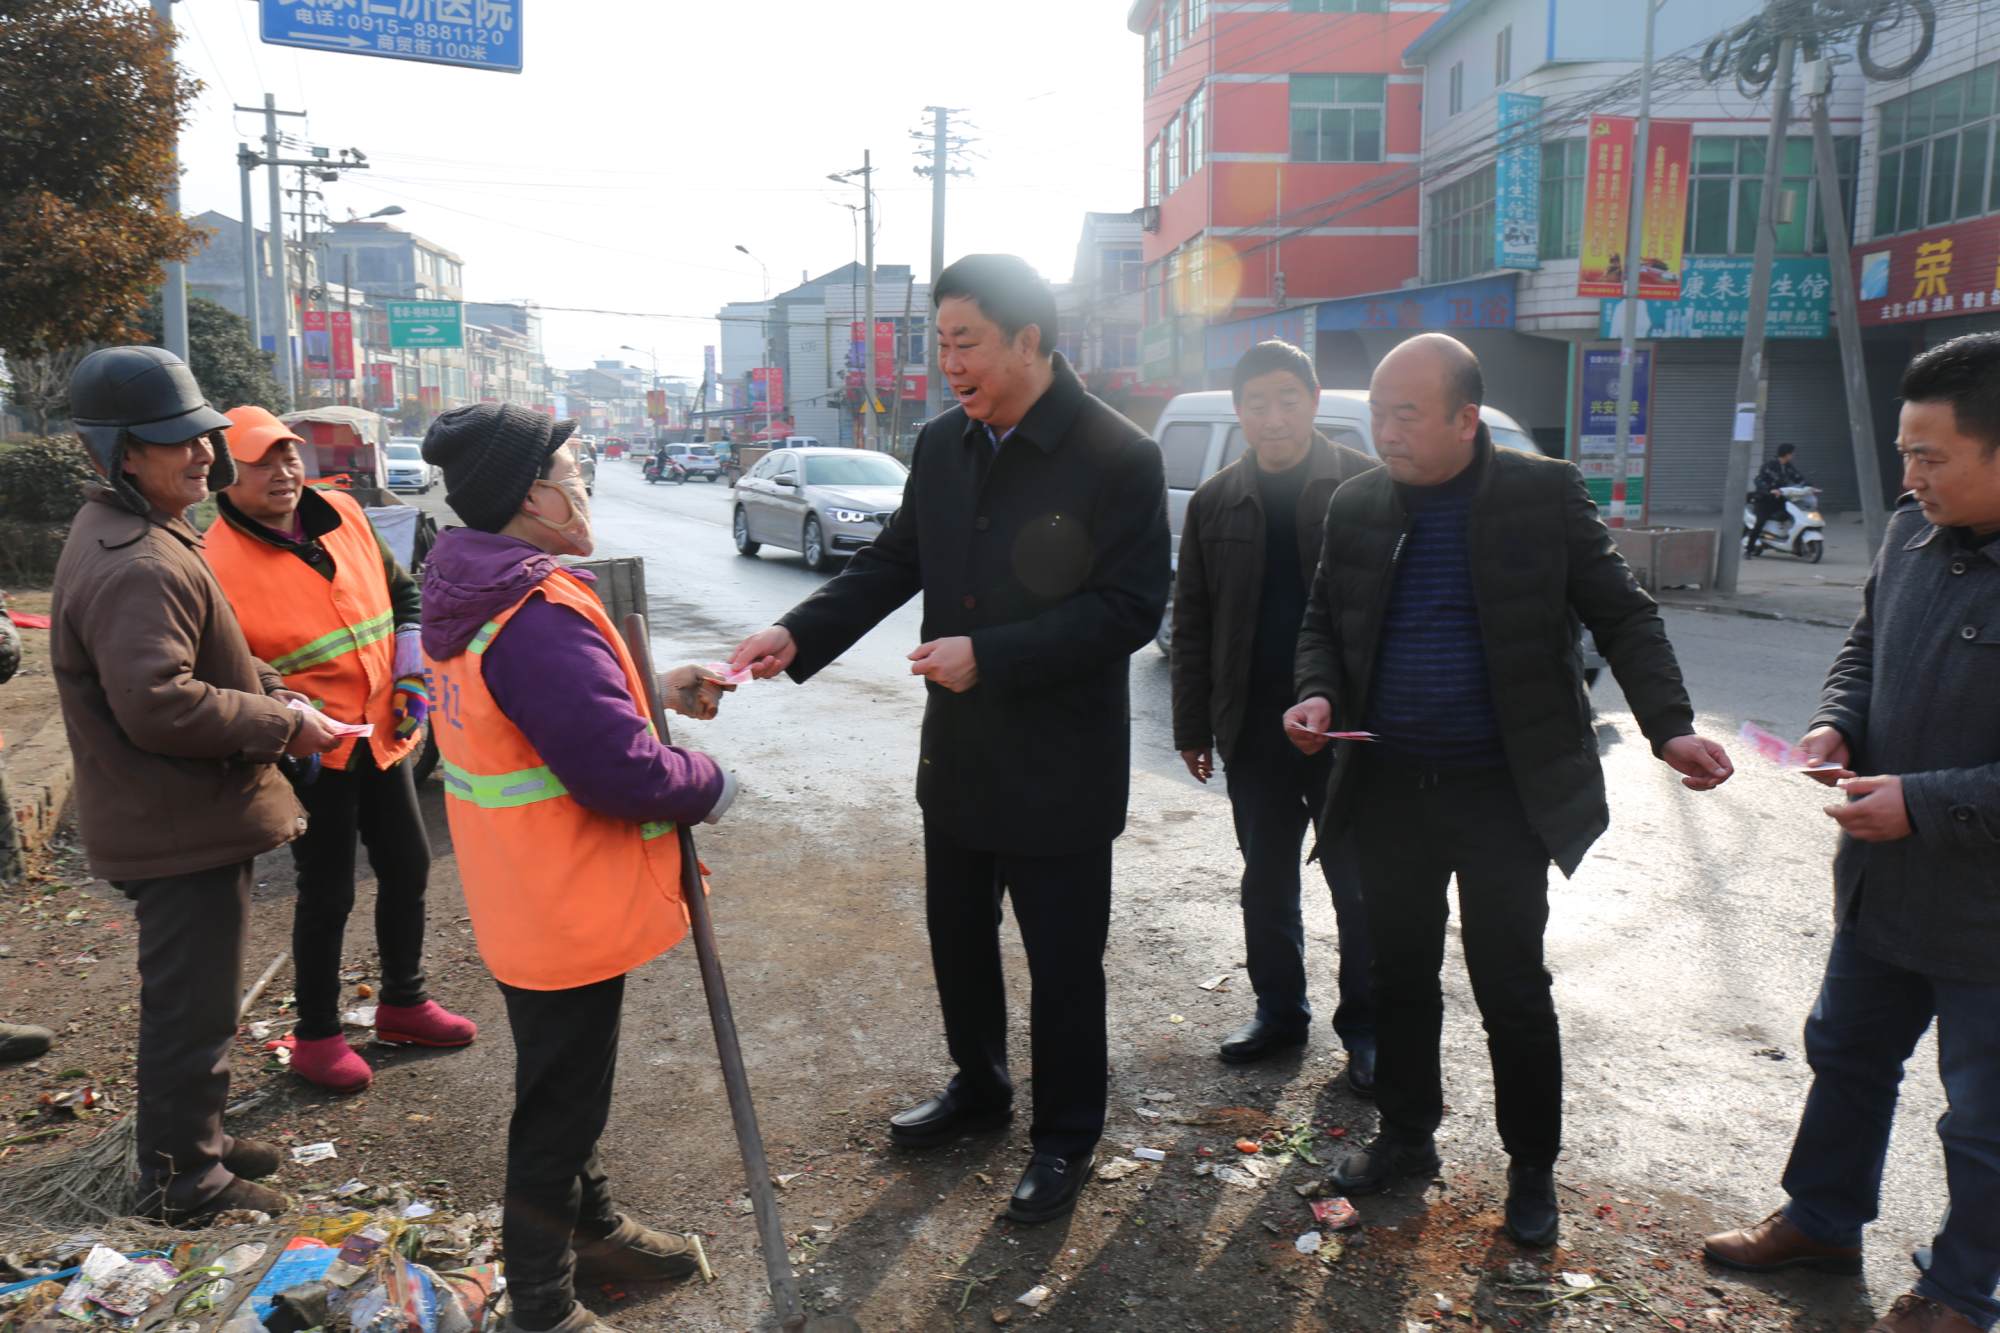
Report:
1646,344,1736,513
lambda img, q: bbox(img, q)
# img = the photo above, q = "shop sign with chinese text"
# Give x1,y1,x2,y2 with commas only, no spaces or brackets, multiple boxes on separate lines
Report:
1855,216,2000,325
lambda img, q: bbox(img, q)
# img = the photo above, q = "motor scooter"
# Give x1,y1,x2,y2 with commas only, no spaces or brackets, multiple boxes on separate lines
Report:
1742,483,1825,562
643,453,686,485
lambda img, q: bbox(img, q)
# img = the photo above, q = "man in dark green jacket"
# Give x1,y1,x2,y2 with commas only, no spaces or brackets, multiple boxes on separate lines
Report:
1285,333,1733,1247
1171,341,1378,1080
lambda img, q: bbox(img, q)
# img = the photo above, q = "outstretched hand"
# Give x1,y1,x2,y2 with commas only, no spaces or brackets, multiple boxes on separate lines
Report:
1660,734,1734,791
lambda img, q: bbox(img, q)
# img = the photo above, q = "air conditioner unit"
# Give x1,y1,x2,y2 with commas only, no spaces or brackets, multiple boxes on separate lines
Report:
1141,206,1161,233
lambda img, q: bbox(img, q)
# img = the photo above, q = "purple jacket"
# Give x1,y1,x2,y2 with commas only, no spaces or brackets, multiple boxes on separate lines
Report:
421,529,725,824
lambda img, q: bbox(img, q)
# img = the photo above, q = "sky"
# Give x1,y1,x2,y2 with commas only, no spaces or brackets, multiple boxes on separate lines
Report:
167,0,1146,380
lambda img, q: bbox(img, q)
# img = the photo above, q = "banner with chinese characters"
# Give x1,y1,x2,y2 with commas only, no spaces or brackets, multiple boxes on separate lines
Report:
329,311,355,380
1576,346,1651,511
1598,256,1831,340
1635,121,1692,300
1855,216,2000,325
302,310,330,378
1494,92,1543,271
1577,116,1635,298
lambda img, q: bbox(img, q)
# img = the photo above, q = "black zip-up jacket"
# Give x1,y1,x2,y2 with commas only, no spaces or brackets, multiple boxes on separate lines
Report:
1171,431,1378,765
1810,498,2000,983
1292,425,1695,876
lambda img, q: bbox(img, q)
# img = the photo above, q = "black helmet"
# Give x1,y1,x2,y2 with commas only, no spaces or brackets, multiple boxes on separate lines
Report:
68,346,236,513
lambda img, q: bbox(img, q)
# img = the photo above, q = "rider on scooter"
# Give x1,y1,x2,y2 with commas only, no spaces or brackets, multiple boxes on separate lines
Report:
1750,443,1807,542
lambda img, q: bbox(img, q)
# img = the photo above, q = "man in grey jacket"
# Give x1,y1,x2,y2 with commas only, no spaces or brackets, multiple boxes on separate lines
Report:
1704,334,2000,1333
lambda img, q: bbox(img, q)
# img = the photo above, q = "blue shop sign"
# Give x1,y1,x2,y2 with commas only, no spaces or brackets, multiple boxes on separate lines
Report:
1205,308,1316,371
1315,275,1517,335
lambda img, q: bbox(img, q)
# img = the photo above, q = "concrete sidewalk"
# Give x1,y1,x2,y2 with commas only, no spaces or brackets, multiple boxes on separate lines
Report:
1643,507,1870,631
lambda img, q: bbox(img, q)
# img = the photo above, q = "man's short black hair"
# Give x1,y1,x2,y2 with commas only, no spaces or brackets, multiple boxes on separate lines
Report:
933,254,1059,360
1903,333,2000,456
1776,442,1797,458
1232,340,1319,403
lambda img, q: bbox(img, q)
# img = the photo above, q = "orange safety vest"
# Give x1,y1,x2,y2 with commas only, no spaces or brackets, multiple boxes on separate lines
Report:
203,488,418,771
423,569,688,991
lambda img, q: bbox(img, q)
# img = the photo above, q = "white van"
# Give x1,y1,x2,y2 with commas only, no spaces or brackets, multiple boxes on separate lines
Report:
1155,388,1543,568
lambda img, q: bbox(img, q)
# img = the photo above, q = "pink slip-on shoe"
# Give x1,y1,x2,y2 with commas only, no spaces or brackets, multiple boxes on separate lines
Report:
291,1034,373,1094
374,1000,477,1048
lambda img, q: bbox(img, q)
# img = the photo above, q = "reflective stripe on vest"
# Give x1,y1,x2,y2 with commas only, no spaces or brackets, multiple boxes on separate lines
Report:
438,756,675,839
269,609,395,674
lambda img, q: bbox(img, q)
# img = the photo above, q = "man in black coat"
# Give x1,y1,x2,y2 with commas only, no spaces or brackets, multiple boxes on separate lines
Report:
731,254,1170,1225
1284,333,1733,1247
1704,334,2000,1333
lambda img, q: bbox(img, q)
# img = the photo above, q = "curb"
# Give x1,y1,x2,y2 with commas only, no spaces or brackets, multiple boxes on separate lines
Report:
1656,595,1857,631
2,721,73,882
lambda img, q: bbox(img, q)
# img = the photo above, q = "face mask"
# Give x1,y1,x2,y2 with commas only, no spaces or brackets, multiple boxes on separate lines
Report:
527,475,593,556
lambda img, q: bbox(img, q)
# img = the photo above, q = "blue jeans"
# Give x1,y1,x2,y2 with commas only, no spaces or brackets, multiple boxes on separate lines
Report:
1224,721,1374,1053
1782,930,2000,1330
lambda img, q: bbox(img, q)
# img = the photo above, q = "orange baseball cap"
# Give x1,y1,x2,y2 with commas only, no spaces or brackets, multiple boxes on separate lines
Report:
223,405,304,464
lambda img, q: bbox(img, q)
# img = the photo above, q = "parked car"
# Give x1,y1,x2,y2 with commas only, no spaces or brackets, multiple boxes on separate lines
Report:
383,437,437,494
1151,388,1603,680
661,443,724,483
732,447,907,572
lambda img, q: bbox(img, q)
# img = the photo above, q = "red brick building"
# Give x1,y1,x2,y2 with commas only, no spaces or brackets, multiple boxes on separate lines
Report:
1127,0,1445,386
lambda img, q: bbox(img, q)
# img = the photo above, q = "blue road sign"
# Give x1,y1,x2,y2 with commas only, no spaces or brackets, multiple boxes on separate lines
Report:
260,0,522,74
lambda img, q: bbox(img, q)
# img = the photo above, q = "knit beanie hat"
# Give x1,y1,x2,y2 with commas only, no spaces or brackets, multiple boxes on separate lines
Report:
422,402,577,533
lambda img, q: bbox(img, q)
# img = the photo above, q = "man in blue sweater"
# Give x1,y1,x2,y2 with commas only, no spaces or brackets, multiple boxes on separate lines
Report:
1287,334,1733,1247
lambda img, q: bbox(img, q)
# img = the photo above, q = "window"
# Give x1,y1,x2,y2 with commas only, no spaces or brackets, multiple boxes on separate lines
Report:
1101,247,1143,294
1166,112,1183,193
1687,136,1857,255
1429,165,1496,281
1159,423,1212,491
1147,138,1162,206
1290,0,1386,11
1496,24,1512,85
1224,424,1363,470
1539,139,1588,259
1448,62,1464,116
1876,64,2000,236
1165,0,1180,64
1187,86,1208,175
1289,74,1387,163
804,454,907,487
1146,23,1161,90
1104,323,1141,369
1188,0,1206,32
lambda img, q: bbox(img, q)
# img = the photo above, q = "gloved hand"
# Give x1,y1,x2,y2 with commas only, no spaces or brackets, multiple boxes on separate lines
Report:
391,674,430,740
393,626,423,679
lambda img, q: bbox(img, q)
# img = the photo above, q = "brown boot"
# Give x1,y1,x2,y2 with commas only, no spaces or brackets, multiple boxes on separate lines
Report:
571,1216,697,1286
222,1137,282,1180
1869,1293,1983,1332
1703,1208,1863,1275
140,1175,290,1228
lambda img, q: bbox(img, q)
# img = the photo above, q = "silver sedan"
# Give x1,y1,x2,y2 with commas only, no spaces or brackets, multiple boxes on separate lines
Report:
731,446,908,572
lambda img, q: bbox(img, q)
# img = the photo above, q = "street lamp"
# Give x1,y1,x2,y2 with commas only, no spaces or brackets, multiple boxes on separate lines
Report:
363,205,405,220
734,245,777,440
733,243,769,297
621,344,660,435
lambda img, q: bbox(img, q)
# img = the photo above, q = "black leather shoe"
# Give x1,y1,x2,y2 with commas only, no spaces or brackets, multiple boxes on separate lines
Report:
1344,1046,1377,1099
1218,1018,1310,1065
1331,1132,1441,1196
1504,1163,1559,1246
1006,1152,1094,1225
887,1091,1012,1150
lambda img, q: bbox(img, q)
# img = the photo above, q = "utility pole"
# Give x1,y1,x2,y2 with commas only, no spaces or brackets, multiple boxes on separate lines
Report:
341,252,354,408
236,146,262,351
237,95,308,407
888,278,915,456
151,0,188,361
863,149,877,450
915,107,972,424
1715,33,1796,593
1609,0,1660,528
1805,57,1889,555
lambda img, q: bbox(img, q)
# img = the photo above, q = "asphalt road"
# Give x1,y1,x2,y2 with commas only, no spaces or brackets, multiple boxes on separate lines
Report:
399,459,1944,1327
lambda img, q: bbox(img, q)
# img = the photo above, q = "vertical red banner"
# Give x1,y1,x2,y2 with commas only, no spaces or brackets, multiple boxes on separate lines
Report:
302,309,330,377
1577,116,1635,298
874,321,897,390
1637,121,1693,300
330,312,356,380
365,362,395,407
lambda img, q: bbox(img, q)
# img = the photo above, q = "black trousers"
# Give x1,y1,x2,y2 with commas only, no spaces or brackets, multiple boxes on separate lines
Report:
1348,754,1563,1168
924,827,1113,1159
290,740,431,1040
1224,718,1375,1048
498,973,625,1323
118,859,253,1209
